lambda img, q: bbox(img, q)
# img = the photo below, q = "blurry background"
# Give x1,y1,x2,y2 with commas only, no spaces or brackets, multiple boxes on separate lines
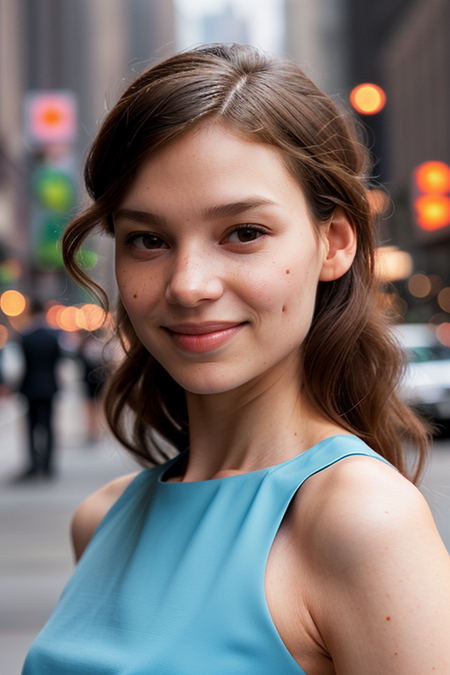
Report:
1,0,450,673
1,0,450,330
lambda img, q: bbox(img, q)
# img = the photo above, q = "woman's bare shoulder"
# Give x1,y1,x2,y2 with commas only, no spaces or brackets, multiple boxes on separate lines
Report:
295,453,433,562
71,472,140,562
289,454,450,672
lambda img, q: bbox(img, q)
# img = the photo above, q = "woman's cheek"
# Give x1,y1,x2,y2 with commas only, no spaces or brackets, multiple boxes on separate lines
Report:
240,265,300,312
117,269,156,312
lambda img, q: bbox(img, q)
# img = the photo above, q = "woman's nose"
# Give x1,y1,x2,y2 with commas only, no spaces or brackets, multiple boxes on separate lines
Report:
165,252,224,307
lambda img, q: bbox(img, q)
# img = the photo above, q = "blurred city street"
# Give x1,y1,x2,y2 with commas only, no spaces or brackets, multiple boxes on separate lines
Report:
0,364,140,675
0,364,449,674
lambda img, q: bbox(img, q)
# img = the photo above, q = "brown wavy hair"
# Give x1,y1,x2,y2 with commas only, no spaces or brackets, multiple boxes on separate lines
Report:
62,43,430,482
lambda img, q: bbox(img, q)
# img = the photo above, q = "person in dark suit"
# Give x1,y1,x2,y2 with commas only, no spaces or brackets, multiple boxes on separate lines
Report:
18,297,62,479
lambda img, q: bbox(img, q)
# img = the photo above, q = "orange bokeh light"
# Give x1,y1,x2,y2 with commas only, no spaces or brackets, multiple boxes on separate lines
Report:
437,287,450,313
350,83,386,115
414,194,450,231
0,290,27,317
415,161,450,194
50,304,107,332
408,274,432,298
46,304,66,328
58,306,80,332
77,304,106,332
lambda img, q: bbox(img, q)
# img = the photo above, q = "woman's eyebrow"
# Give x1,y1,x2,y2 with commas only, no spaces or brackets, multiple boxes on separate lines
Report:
113,209,167,227
113,198,278,228
203,198,278,220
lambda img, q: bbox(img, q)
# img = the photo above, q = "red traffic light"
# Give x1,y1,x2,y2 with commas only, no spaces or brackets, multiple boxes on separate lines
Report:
413,161,450,231
25,91,77,145
414,195,450,231
415,161,450,194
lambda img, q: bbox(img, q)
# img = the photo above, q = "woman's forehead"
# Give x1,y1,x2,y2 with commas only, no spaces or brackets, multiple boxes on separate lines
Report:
119,125,309,215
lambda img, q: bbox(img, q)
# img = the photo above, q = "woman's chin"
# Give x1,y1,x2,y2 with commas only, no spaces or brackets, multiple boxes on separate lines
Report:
166,368,245,397
175,379,238,397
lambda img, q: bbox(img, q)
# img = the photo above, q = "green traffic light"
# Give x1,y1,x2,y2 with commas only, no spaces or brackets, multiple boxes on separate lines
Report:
34,168,75,211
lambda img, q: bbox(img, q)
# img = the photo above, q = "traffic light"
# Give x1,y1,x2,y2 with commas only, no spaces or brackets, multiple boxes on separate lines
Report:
413,161,450,231
24,91,78,270
31,161,77,268
34,166,75,212
25,91,77,145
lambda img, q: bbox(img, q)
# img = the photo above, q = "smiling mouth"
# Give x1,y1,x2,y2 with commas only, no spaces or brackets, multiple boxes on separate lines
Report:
163,322,246,353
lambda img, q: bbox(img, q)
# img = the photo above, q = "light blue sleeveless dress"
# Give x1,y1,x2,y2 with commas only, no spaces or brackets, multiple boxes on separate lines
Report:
22,435,390,674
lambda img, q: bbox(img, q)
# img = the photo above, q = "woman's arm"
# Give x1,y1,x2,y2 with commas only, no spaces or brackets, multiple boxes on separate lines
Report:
70,472,139,562
296,455,450,674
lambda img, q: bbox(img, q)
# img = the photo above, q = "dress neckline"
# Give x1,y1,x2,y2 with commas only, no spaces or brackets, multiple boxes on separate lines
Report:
158,434,356,485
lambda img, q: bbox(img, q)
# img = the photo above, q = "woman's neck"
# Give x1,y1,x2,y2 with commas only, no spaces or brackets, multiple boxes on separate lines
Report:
180,365,346,482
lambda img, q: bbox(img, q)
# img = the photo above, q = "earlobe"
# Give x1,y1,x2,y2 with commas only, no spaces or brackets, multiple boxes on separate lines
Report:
319,209,357,282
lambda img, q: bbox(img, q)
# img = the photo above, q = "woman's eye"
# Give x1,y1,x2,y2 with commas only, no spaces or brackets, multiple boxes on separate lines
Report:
226,227,264,243
128,233,168,250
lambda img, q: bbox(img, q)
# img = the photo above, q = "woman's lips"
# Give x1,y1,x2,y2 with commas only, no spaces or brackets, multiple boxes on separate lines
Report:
163,322,245,353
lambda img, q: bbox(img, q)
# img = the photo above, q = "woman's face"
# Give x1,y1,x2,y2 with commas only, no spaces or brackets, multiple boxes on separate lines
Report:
114,124,327,395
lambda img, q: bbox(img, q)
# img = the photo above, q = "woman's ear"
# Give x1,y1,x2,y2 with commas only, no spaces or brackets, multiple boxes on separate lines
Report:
319,209,357,282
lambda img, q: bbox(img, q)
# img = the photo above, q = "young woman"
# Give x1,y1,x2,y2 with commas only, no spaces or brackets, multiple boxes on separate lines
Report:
22,44,450,675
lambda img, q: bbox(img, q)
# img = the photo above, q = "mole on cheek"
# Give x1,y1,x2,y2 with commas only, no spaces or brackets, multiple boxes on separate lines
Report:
286,269,290,274
133,293,138,299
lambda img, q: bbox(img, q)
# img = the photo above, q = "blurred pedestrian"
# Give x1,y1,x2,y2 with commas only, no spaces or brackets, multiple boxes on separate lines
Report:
16,297,62,479
22,44,450,673
77,329,109,443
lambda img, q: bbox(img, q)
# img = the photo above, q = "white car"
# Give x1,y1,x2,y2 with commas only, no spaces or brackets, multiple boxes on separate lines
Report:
394,323,450,423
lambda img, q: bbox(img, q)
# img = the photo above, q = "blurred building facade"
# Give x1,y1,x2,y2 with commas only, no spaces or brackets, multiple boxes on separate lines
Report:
284,0,349,96
202,5,249,45
4,0,448,325
345,0,450,324
0,0,27,258
0,0,175,304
